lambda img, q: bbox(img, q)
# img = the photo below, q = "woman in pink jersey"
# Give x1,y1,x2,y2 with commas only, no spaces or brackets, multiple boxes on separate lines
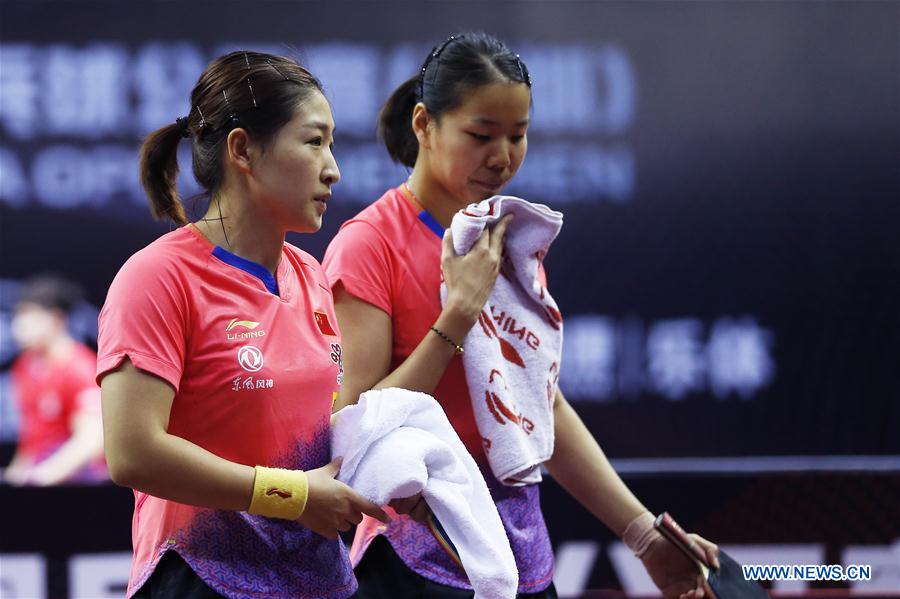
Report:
324,33,720,598
97,51,388,599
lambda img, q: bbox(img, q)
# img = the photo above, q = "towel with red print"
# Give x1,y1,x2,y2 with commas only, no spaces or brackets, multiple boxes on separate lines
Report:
441,196,563,486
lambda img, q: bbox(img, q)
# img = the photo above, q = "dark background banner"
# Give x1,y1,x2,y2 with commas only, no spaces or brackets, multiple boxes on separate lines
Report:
1,1,899,596
3,0,898,458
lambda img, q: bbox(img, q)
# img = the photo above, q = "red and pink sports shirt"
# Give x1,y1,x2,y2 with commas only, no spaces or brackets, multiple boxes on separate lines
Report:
97,225,355,598
323,185,555,593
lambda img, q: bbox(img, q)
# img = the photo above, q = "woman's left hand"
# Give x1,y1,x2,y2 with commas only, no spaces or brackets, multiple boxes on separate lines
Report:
641,533,721,599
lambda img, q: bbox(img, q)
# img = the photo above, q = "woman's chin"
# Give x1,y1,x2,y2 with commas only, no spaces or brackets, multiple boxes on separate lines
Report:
291,218,322,235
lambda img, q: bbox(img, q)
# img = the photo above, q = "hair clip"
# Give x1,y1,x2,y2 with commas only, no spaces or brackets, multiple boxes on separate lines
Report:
265,58,290,81
242,52,259,107
515,54,532,87
195,105,208,129
246,77,257,108
221,90,240,128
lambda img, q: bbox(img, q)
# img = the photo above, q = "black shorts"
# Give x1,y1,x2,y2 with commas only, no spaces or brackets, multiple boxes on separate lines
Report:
354,536,558,599
132,552,223,599
134,539,554,599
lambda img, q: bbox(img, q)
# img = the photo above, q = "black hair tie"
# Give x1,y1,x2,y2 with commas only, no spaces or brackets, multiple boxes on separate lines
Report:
175,116,191,138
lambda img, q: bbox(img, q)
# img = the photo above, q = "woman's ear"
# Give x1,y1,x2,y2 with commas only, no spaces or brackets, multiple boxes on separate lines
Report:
225,128,253,174
411,102,432,150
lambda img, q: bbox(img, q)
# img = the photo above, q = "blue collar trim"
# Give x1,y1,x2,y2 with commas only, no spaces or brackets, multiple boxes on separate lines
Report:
418,210,444,238
211,246,280,296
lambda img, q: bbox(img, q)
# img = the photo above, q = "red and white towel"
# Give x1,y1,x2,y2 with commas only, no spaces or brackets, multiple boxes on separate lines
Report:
441,196,564,486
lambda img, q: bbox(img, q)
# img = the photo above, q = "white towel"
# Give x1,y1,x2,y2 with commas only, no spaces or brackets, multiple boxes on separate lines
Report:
332,388,518,599
441,196,564,486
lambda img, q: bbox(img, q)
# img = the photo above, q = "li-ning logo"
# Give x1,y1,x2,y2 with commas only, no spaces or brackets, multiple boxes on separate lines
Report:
484,368,534,434
237,345,264,372
266,487,292,499
478,309,525,368
226,318,259,331
226,318,267,340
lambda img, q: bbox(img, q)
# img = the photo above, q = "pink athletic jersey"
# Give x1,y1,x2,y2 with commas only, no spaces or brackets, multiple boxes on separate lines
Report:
97,225,354,599
323,185,555,593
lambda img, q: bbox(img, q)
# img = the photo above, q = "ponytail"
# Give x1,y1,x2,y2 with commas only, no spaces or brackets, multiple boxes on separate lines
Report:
139,123,188,226
377,74,420,168
137,51,322,226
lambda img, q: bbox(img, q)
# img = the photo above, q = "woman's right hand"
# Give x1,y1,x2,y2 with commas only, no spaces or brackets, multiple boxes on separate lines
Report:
440,214,513,332
296,458,390,540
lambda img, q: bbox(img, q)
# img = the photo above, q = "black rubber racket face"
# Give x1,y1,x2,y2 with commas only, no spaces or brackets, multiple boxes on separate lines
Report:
708,551,771,599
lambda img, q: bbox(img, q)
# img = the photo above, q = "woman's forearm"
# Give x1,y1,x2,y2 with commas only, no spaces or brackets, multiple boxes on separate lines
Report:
102,361,256,511
545,391,648,536
334,292,475,410
110,429,256,510
372,308,470,394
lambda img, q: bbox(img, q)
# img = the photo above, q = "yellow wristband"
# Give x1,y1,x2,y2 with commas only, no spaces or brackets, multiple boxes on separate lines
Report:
247,466,309,520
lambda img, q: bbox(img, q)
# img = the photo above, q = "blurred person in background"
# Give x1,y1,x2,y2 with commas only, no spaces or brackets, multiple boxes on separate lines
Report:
3,275,107,486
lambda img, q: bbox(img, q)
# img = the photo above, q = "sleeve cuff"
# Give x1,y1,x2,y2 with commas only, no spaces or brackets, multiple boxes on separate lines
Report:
330,273,393,317
96,350,182,392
